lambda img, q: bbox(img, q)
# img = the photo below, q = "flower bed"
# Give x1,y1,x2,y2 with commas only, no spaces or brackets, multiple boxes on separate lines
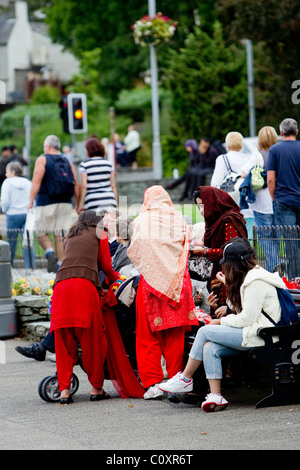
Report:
11,269,54,297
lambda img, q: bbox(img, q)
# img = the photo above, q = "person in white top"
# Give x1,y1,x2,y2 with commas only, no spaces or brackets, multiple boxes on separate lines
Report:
124,125,140,170
210,131,254,238
241,126,280,272
159,238,284,412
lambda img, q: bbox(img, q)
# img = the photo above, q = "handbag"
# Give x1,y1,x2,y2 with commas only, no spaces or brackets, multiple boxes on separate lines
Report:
250,152,265,191
188,251,213,281
219,154,243,203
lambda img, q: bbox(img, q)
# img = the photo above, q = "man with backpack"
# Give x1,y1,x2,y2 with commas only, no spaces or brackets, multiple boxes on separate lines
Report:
28,135,80,272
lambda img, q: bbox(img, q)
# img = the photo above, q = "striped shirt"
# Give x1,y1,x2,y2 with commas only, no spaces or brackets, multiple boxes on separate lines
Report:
79,157,117,211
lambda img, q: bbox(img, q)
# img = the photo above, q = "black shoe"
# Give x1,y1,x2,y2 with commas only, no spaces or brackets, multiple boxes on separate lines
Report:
47,252,58,273
59,396,73,405
15,343,46,361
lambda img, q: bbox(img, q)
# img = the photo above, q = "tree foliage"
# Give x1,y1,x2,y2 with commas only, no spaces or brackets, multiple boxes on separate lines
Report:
217,0,300,127
164,23,249,142
44,0,218,100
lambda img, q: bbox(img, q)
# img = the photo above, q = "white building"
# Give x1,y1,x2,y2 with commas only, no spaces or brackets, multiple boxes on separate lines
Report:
0,1,79,102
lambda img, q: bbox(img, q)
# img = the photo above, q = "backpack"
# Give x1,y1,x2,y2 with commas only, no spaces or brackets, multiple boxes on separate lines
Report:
262,288,299,327
219,154,243,202
47,155,75,200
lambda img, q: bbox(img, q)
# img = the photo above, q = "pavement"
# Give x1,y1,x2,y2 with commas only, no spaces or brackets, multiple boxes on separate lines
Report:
0,337,300,452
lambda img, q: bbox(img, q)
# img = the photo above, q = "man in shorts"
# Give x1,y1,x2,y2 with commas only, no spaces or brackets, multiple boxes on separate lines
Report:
28,135,79,272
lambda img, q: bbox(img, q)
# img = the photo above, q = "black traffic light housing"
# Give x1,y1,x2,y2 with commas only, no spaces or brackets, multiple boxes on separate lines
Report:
59,96,69,133
67,93,88,134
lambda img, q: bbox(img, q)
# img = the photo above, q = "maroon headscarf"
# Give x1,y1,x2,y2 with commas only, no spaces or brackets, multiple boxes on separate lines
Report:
198,186,248,248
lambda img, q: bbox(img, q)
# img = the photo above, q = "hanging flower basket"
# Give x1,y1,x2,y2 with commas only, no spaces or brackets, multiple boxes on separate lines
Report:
132,12,177,47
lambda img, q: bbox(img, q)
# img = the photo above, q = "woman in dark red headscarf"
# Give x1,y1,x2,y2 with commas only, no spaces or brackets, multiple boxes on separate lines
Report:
191,186,248,311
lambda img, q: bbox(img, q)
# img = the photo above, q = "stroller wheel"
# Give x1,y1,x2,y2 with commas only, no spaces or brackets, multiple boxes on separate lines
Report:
38,376,52,402
40,373,80,403
42,375,60,402
70,373,79,396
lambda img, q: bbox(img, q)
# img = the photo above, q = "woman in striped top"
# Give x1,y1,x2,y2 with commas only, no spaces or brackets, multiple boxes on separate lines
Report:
78,138,118,213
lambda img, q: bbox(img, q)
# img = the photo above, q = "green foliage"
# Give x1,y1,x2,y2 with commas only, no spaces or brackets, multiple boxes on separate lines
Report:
30,85,60,104
164,23,249,142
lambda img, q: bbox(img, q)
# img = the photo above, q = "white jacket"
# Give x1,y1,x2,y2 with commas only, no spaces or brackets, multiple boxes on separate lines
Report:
1,176,32,215
220,266,285,347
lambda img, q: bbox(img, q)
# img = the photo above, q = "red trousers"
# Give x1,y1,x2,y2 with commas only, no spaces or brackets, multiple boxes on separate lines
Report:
136,287,186,389
54,310,107,392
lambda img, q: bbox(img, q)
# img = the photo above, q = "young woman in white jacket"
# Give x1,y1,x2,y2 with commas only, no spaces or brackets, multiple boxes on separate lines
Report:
159,238,286,412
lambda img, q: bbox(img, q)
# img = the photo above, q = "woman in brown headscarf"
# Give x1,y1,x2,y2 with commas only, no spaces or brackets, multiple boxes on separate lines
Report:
191,186,248,313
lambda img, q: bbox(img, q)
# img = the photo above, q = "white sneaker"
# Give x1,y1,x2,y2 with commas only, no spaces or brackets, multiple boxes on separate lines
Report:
201,393,229,413
158,372,193,393
144,385,165,400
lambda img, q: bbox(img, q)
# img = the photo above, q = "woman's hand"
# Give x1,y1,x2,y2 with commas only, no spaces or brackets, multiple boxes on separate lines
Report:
207,291,218,309
216,271,226,284
190,246,207,255
214,305,227,319
209,319,221,325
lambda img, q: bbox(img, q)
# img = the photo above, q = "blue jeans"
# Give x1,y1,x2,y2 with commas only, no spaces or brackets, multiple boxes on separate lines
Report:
189,325,251,380
273,201,300,279
253,211,280,272
6,213,36,269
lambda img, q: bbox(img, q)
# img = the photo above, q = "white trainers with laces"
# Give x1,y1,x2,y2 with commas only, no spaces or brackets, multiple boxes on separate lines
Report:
144,385,165,400
158,372,193,393
201,393,229,412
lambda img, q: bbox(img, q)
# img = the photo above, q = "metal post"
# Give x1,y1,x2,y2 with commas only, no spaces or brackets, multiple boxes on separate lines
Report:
246,39,256,137
24,114,31,178
148,0,163,179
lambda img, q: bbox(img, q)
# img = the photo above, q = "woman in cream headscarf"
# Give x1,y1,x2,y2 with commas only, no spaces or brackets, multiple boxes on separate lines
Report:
127,186,198,399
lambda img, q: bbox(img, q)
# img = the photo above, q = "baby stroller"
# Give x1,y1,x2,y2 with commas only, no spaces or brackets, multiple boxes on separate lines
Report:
38,275,140,403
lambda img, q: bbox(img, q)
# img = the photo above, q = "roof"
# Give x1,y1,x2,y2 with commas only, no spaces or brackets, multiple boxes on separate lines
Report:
0,14,15,45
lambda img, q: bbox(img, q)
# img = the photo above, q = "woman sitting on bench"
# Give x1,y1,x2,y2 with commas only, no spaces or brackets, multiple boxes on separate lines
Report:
159,238,286,412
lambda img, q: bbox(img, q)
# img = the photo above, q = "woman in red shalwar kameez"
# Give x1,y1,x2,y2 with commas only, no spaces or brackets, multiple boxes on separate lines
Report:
50,211,120,404
127,186,198,399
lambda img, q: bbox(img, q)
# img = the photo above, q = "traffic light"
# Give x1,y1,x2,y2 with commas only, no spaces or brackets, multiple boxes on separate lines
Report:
67,93,88,134
59,96,69,133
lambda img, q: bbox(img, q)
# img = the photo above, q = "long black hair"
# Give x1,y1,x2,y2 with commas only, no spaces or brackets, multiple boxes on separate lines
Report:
67,210,104,238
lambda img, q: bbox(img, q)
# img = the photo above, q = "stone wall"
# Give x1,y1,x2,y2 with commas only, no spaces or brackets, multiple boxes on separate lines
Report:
14,295,50,342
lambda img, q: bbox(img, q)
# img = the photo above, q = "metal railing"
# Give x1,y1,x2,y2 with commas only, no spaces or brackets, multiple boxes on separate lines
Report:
0,229,66,270
1,225,300,279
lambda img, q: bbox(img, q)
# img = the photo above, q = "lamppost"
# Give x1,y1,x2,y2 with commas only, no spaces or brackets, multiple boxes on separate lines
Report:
148,0,163,179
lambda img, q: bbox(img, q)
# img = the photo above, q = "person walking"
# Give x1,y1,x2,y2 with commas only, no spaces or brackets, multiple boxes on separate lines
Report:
211,131,254,238
267,118,300,279
241,126,281,273
127,185,198,399
124,125,140,170
1,161,35,268
28,135,80,272
78,138,118,213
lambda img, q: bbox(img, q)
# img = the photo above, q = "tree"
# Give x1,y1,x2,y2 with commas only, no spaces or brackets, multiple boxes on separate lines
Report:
217,0,300,128
164,23,249,142
44,0,218,100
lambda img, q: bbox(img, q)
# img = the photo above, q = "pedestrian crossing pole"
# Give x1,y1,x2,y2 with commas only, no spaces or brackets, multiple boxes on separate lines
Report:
148,0,163,180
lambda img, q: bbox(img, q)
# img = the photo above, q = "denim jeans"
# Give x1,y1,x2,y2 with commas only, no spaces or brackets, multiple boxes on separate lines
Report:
273,201,300,279
253,211,280,272
6,213,36,269
189,325,251,380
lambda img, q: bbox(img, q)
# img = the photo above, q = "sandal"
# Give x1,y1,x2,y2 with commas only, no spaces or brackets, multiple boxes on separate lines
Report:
90,390,110,401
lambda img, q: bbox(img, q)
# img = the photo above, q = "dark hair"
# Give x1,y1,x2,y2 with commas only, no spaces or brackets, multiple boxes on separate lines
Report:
67,210,104,238
85,138,105,158
193,188,201,203
221,238,257,313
